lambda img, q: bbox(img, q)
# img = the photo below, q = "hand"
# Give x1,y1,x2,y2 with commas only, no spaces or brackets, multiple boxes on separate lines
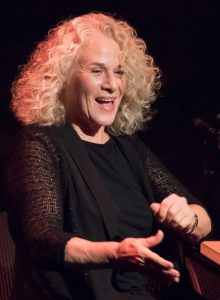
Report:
65,231,180,284
150,193,195,234
116,230,180,284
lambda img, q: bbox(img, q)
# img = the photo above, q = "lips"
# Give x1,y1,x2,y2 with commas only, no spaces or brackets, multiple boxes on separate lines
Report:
95,97,116,111
95,97,115,104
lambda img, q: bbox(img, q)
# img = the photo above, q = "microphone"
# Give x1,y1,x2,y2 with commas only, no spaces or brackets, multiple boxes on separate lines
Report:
216,113,220,151
216,112,220,127
193,117,218,139
193,117,220,151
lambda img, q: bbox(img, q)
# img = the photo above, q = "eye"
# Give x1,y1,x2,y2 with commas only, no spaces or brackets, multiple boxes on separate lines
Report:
91,68,103,74
115,69,125,77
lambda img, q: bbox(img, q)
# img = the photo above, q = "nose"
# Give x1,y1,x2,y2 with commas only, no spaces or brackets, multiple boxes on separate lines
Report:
101,72,117,93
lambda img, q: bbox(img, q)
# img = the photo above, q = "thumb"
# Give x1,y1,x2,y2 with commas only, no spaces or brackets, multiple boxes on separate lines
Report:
150,202,160,214
145,230,164,248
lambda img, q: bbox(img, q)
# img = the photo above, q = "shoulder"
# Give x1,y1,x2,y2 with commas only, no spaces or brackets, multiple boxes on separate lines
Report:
11,125,64,164
17,124,56,139
15,124,70,148
15,124,50,144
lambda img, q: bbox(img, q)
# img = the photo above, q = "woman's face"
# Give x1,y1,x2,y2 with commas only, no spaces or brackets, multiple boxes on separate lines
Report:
64,32,126,134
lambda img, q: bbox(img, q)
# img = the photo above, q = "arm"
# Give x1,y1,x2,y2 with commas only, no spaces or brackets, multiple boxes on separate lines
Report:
6,130,73,268
65,230,180,284
141,143,212,243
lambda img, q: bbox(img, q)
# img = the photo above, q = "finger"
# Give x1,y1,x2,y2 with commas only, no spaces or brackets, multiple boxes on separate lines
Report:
162,269,180,283
175,214,195,233
154,198,174,222
166,203,194,230
166,208,186,226
162,268,180,278
161,273,180,285
144,230,164,248
140,262,180,285
150,202,160,214
156,194,187,223
172,211,190,227
164,200,183,223
143,248,174,269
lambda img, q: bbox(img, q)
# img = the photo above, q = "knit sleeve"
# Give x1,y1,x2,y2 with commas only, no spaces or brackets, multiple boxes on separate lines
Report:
6,128,73,269
131,135,202,205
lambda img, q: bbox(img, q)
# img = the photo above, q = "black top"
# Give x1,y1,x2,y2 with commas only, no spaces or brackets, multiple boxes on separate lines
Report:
84,137,154,295
84,137,154,239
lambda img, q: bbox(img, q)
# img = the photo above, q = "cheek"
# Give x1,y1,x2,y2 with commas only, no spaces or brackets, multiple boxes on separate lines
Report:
81,79,101,99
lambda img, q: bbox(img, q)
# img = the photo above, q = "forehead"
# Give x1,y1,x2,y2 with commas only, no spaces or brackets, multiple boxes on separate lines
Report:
77,32,122,65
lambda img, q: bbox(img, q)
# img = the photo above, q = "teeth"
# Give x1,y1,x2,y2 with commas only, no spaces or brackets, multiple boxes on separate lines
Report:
96,98,114,103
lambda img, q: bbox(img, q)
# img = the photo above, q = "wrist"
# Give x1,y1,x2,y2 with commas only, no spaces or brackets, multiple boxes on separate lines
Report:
90,240,119,265
188,213,199,234
183,213,200,244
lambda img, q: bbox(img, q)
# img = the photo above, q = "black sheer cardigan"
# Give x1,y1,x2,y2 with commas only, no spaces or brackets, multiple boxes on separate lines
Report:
6,122,202,300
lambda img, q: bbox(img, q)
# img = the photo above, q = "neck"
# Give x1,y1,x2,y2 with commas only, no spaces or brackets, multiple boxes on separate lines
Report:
72,123,110,144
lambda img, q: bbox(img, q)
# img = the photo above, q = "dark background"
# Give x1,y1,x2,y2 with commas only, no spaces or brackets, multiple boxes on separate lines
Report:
0,0,219,231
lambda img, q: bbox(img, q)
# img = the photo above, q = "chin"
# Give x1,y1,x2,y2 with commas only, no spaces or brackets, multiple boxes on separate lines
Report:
99,119,115,127
94,116,116,126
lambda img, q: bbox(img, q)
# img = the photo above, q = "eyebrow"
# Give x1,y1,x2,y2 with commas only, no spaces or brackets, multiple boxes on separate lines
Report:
88,62,123,69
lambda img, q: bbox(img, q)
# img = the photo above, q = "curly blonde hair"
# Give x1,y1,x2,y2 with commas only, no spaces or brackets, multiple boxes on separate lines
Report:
11,12,161,135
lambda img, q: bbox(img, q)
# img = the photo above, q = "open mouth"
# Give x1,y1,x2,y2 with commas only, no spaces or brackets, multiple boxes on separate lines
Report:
95,98,114,104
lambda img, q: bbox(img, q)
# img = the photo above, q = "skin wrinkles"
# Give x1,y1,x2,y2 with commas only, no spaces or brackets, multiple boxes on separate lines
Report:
64,32,126,144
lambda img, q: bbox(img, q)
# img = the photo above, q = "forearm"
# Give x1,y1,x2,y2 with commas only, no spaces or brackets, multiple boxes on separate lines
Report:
64,237,119,269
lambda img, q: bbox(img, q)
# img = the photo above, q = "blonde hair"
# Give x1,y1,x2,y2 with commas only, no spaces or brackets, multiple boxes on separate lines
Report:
11,12,161,135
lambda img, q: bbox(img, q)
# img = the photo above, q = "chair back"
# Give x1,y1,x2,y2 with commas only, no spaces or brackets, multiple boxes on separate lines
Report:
0,212,15,300
185,248,220,300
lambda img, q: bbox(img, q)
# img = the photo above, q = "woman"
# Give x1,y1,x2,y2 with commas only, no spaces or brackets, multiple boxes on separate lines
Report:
7,13,211,300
